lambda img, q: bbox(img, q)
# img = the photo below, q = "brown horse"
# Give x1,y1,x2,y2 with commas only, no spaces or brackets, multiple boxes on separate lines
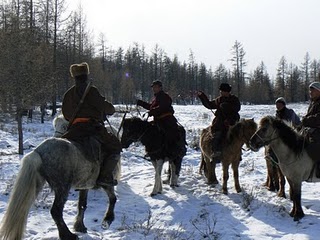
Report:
199,118,257,194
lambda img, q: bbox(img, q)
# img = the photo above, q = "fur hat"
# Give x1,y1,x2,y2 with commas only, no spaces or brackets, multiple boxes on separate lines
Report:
219,83,232,92
151,80,162,87
275,97,286,105
309,82,320,91
70,62,90,78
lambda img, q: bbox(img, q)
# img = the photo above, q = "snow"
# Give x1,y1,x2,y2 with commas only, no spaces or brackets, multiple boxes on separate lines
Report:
0,103,320,240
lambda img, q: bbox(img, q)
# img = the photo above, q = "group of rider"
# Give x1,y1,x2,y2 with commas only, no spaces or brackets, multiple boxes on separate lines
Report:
61,62,320,187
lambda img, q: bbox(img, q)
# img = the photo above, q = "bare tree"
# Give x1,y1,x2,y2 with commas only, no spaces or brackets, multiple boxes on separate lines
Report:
230,40,246,99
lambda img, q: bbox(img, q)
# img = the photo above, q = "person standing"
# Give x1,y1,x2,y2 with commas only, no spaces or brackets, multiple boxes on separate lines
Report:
197,83,241,160
275,97,301,126
136,80,181,159
62,62,122,187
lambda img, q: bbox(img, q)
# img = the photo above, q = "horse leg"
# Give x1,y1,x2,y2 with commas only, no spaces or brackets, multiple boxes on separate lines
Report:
232,159,242,193
199,153,205,174
51,188,78,240
277,167,286,198
101,185,117,229
169,162,178,187
163,163,171,185
151,160,164,196
205,156,218,185
265,158,276,191
287,179,304,221
74,190,88,233
222,162,230,195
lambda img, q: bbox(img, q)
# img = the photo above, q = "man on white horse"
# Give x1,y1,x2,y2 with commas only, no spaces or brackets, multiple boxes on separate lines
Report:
301,82,320,177
61,62,122,187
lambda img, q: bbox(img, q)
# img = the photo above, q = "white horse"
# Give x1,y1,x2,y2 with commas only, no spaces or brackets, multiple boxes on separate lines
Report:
249,116,320,221
0,115,121,240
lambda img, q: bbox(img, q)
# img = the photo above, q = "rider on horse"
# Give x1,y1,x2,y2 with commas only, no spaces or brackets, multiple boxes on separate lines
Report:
301,81,320,177
197,83,241,161
136,80,181,159
61,62,122,187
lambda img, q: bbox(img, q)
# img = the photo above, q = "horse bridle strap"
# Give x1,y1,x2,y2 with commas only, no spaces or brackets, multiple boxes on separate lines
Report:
255,129,279,146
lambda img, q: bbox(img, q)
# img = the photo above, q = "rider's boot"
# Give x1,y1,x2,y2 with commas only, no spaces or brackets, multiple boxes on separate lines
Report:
96,154,120,187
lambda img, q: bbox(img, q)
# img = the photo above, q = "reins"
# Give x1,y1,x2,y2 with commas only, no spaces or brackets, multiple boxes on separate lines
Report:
255,129,279,146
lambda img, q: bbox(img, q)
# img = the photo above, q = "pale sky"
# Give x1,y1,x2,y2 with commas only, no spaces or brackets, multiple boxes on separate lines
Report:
67,0,319,78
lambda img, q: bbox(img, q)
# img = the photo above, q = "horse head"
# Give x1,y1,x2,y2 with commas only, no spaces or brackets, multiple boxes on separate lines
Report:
53,114,69,137
241,118,257,148
121,117,149,148
227,118,257,149
249,116,278,151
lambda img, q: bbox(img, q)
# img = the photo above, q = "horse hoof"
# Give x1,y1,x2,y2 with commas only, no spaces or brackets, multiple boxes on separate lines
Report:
293,216,300,222
163,179,170,184
277,192,286,198
74,223,87,233
101,220,110,230
150,192,161,197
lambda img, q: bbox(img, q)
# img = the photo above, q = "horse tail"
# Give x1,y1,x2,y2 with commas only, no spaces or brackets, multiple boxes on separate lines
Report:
0,150,45,240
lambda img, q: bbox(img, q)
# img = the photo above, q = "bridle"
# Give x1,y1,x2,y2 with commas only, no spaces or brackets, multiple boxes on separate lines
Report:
254,128,279,146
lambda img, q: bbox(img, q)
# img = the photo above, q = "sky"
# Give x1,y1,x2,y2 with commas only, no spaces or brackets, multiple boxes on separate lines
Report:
66,0,320,78
1,103,320,239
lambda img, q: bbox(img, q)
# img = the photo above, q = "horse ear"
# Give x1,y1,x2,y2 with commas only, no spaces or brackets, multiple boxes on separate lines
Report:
251,117,254,121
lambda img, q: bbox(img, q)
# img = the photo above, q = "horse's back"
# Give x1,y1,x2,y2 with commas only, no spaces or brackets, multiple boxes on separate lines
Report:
35,137,99,189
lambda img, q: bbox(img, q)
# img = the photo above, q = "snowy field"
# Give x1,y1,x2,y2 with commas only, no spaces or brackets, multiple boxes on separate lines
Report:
0,103,320,240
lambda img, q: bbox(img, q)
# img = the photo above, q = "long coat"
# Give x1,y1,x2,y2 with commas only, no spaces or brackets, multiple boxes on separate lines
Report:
276,107,301,127
137,90,180,155
302,97,320,143
62,80,121,155
198,92,241,132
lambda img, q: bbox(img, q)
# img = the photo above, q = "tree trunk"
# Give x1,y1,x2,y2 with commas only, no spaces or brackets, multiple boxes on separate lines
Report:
16,110,24,155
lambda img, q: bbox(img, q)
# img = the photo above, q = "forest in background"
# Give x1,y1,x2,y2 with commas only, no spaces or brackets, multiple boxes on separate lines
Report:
0,0,319,153
1,0,320,112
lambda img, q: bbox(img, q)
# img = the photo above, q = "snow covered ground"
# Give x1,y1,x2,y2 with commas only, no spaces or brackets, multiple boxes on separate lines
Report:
0,103,319,240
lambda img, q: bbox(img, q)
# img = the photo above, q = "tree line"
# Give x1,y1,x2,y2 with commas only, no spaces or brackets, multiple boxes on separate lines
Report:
0,1,319,153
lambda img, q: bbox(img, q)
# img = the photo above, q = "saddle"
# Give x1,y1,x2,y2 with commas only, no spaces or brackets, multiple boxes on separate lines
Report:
155,123,186,160
73,136,102,164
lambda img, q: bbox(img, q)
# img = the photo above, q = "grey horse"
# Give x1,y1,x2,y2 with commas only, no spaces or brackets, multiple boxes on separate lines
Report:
0,115,121,240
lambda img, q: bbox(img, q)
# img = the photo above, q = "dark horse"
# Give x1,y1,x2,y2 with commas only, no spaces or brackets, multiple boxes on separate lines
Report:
264,145,286,198
121,117,186,196
199,118,257,194
0,115,120,240
249,116,320,221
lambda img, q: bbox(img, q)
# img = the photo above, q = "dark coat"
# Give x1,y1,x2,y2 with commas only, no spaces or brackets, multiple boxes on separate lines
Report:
302,97,320,143
198,92,241,131
276,107,301,127
62,82,115,123
62,80,121,155
137,90,180,156
138,90,175,120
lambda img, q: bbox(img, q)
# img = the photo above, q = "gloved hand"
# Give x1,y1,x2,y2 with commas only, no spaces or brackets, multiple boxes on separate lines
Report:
136,99,144,107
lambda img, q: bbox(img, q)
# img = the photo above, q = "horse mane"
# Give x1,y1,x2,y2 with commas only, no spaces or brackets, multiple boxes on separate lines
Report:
123,117,150,131
263,116,305,155
226,120,243,144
